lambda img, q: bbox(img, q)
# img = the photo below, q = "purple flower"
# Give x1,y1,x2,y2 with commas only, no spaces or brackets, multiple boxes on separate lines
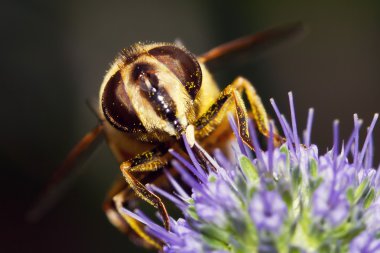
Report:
363,196,380,233
249,190,287,233
122,92,380,253
312,182,350,227
193,176,242,228
350,232,380,253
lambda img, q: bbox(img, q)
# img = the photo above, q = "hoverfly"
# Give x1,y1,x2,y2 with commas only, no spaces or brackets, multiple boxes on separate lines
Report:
30,22,303,249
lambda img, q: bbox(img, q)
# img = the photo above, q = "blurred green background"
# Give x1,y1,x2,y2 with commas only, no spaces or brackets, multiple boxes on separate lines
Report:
2,1,380,252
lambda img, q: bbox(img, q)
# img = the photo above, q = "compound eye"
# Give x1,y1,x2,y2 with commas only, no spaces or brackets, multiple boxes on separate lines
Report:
148,45,202,99
101,71,146,133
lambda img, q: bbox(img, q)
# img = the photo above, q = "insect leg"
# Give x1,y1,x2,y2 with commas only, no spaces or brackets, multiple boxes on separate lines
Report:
103,177,130,234
195,82,254,149
232,76,284,143
195,77,282,150
111,184,163,249
116,145,170,247
104,158,177,249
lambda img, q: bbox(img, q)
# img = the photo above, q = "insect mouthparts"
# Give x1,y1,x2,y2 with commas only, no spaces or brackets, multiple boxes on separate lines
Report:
172,119,183,134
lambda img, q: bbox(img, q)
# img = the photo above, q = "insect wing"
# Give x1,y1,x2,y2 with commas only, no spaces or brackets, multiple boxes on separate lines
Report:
199,22,306,70
27,125,105,222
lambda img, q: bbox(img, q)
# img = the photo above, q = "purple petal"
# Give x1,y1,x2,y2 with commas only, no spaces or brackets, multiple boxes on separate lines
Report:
228,114,249,157
288,92,301,154
358,114,378,167
304,108,314,147
249,190,287,233
270,98,296,155
169,149,207,184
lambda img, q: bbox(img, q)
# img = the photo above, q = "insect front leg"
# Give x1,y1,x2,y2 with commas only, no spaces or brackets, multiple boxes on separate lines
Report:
111,185,163,249
103,178,162,248
195,76,283,150
103,177,130,234
232,77,284,141
114,145,170,248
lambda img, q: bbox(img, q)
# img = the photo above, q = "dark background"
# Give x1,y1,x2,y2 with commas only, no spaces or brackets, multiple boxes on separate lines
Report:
2,1,380,252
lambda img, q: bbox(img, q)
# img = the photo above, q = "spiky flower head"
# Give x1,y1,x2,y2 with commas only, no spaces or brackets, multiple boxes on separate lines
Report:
124,92,380,253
